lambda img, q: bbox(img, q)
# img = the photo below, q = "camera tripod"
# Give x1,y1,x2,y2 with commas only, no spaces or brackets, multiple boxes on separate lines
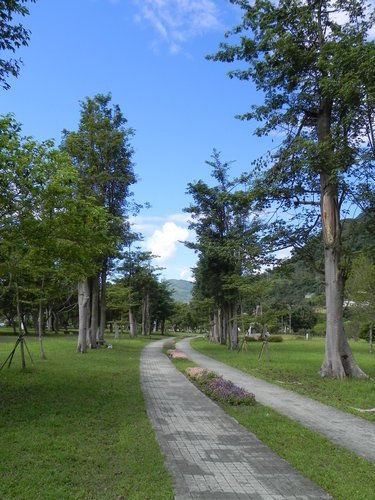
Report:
0,334,35,370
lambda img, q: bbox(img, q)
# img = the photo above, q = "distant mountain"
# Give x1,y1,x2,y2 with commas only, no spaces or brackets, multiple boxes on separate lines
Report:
167,279,194,303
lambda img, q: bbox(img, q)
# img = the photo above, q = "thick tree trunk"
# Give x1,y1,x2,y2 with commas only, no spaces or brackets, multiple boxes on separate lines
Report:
316,97,367,378
77,279,90,353
211,310,218,342
228,302,238,351
213,307,222,343
38,301,46,360
141,291,150,336
221,305,228,345
129,307,137,337
90,275,99,348
99,264,107,344
319,174,367,378
15,283,26,368
47,306,53,332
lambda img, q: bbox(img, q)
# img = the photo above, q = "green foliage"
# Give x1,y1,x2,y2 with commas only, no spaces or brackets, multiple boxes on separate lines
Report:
62,93,136,255
313,322,326,336
291,305,317,332
268,335,283,343
0,0,35,89
0,115,113,329
209,0,375,376
359,322,372,342
185,150,263,303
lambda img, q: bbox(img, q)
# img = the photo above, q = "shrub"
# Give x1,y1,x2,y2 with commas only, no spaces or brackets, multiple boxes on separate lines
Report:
359,322,373,342
268,335,283,343
313,322,326,336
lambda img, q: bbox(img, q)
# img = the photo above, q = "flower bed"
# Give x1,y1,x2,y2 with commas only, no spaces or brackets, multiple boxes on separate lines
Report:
166,348,187,360
185,367,255,406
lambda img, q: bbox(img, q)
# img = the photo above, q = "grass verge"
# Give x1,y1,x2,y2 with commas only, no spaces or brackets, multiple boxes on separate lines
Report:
191,336,375,421
0,336,173,500
171,355,375,500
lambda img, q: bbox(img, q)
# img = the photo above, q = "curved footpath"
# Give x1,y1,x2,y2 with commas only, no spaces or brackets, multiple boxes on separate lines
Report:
141,339,331,499
177,337,375,464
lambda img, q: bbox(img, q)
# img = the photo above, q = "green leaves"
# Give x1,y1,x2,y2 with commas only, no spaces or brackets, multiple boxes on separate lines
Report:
0,0,35,89
185,150,263,304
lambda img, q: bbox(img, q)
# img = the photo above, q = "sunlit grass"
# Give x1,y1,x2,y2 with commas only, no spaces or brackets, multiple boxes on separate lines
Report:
0,336,173,500
172,352,375,500
191,336,375,421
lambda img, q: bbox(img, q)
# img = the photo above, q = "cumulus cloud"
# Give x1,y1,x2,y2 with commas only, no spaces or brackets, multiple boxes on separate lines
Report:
145,221,189,261
133,0,222,53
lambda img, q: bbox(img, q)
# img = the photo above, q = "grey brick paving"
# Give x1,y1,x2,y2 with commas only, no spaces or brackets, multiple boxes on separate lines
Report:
177,337,375,464
141,340,330,499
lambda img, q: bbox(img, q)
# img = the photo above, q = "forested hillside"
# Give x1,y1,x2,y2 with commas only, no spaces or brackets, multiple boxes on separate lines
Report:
167,280,193,303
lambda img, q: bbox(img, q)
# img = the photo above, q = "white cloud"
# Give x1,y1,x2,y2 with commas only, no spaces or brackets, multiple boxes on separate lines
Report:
146,221,189,261
168,212,192,224
133,0,222,53
130,213,191,235
179,267,195,281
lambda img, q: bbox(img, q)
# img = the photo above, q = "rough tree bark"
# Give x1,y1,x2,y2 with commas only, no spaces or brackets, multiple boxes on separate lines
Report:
77,279,90,353
129,307,137,337
38,301,46,360
318,104,367,378
228,302,238,351
98,263,107,344
141,291,150,336
90,275,99,348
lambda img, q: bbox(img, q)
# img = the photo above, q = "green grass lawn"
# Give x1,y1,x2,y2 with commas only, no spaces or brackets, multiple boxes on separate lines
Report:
172,355,375,500
191,336,375,421
0,336,173,500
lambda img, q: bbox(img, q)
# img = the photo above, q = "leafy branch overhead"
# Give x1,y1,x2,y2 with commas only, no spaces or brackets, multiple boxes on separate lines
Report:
0,0,36,90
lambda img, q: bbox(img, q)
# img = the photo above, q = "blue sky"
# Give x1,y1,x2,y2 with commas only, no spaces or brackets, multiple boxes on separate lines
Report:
0,0,273,280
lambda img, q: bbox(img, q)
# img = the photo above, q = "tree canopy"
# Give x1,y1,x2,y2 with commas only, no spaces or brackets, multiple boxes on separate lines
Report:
209,0,375,377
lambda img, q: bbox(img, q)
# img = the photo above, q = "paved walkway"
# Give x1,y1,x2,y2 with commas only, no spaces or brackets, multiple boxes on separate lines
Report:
177,337,375,464
141,339,331,499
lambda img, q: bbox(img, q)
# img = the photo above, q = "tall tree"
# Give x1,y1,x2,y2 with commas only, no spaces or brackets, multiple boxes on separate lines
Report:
185,150,263,350
151,280,175,334
0,0,35,89
209,0,375,377
62,93,136,349
0,114,110,356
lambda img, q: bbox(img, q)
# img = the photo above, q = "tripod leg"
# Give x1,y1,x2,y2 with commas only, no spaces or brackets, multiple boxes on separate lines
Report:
0,338,20,370
20,339,26,369
0,348,16,370
23,338,35,366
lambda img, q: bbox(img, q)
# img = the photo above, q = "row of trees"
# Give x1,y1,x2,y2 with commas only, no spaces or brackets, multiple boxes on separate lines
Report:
0,93,178,355
0,2,177,353
184,0,375,378
2,0,375,379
